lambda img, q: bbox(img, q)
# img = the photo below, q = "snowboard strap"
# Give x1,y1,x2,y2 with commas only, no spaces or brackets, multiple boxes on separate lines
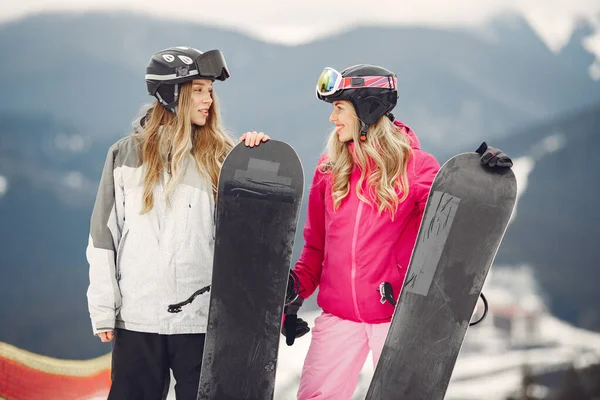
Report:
469,292,488,326
167,285,211,313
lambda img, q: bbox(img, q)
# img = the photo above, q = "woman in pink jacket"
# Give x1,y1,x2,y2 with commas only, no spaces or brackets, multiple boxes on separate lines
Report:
282,64,513,399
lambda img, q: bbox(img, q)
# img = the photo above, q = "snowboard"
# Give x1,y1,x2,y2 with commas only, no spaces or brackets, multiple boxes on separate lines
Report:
197,140,304,400
365,152,517,400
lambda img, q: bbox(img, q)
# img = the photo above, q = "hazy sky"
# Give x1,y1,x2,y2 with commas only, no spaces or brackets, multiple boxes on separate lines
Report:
1,0,599,52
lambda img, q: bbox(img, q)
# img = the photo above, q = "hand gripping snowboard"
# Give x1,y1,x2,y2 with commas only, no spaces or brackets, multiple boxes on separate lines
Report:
197,140,304,400
365,152,517,400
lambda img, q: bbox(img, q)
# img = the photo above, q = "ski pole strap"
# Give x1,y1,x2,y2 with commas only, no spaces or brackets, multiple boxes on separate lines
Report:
378,282,397,307
167,285,211,313
285,270,301,306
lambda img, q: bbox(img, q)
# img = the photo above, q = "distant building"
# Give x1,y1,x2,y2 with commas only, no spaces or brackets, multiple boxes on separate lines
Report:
490,304,542,348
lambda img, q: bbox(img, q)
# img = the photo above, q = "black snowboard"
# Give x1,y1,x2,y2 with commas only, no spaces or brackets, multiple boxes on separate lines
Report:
197,140,304,400
365,152,517,400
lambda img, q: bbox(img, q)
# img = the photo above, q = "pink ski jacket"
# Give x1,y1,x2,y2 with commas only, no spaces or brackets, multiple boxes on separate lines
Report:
293,120,440,323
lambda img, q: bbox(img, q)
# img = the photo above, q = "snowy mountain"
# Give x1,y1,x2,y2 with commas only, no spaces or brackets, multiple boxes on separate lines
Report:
492,102,600,332
1,11,599,153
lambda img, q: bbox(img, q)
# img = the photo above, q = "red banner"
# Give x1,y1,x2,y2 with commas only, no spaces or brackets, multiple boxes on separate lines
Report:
0,342,111,400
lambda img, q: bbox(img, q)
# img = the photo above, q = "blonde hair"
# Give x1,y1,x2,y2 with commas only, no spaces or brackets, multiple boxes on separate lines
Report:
321,108,412,220
134,81,235,214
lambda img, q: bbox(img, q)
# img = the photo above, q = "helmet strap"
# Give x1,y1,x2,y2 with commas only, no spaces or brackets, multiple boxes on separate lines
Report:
154,84,180,113
358,113,394,142
172,84,180,114
359,120,368,142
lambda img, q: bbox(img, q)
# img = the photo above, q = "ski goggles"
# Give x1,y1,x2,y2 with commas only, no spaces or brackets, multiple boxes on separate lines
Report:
316,67,397,97
145,49,231,83
194,49,230,81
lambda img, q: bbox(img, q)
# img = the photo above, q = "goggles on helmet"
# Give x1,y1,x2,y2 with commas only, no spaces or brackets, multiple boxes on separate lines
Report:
315,67,397,97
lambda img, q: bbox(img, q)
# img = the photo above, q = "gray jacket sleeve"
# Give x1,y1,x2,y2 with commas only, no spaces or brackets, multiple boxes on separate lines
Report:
86,143,125,335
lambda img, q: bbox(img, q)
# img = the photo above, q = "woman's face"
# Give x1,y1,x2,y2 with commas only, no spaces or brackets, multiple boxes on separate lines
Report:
329,100,358,142
190,79,213,126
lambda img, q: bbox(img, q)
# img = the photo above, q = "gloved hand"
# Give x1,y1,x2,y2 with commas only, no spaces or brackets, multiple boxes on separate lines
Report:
281,296,310,346
475,142,513,168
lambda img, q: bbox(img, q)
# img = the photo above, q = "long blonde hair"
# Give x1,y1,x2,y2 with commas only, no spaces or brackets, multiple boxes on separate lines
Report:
134,82,235,214
322,108,413,220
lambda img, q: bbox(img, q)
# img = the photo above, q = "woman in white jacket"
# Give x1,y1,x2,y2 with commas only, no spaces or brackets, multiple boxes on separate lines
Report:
86,46,268,399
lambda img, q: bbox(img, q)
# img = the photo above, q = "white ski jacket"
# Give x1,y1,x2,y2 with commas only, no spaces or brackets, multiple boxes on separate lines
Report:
86,134,215,335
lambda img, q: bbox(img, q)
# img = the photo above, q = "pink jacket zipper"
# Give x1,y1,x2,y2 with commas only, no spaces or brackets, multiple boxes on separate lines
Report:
351,201,364,321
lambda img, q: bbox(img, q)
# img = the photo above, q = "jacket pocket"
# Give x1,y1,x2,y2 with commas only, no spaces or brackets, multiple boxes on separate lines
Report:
184,187,215,244
115,228,129,282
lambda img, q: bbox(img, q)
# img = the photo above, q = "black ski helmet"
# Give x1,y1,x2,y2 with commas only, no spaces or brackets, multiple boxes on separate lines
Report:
316,64,398,140
145,46,230,112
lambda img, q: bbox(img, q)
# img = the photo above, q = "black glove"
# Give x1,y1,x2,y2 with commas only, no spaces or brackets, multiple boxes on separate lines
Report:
475,142,513,168
282,297,310,346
